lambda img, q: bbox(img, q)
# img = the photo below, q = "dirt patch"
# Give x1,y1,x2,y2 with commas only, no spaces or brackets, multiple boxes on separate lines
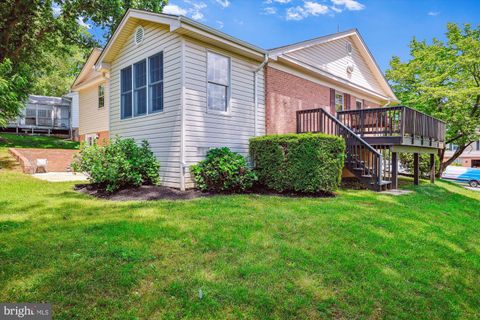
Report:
74,184,210,201
74,183,335,201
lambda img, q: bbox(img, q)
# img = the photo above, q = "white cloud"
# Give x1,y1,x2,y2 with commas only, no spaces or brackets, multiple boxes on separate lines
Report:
77,17,91,29
216,20,224,28
265,0,293,4
190,1,207,20
428,11,440,16
163,4,188,15
331,6,342,13
215,0,230,8
286,1,329,20
331,0,365,11
304,1,329,15
263,6,277,15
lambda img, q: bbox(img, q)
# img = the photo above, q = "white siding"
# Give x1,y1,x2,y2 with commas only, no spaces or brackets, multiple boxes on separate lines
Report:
286,36,386,96
109,22,183,188
78,81,109,135
183,37,265,188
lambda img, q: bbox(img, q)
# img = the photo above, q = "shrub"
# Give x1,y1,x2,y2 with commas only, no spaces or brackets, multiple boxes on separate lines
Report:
190,147,257,192
399,153,439,177
249,133,345,193
72,137,160,192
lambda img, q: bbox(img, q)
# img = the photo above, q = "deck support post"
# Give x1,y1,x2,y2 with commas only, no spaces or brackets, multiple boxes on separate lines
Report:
391,152,398,189
430,153,435,184
413,153,420,186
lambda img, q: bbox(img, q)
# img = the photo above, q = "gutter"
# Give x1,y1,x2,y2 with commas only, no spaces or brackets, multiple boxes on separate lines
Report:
253,54,269,137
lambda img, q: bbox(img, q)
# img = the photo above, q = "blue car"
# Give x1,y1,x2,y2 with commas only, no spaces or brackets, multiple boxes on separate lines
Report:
442,166,480,188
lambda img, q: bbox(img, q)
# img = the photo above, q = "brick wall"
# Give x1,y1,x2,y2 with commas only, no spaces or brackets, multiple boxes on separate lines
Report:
265,66,381,134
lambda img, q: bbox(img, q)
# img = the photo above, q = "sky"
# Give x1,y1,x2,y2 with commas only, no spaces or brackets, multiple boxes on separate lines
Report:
90,0,479,72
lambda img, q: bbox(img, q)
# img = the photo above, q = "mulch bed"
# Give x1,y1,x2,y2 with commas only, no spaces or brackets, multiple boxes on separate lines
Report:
74,183,335,201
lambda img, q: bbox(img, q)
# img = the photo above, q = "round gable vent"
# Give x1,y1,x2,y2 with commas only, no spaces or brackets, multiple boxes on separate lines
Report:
346,41,353,55
134,26,144,45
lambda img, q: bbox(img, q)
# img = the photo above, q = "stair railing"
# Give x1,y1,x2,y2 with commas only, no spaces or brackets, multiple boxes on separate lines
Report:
297,108,388,187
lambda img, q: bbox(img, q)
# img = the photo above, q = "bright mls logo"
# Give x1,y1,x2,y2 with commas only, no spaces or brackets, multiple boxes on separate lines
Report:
0,304,51,320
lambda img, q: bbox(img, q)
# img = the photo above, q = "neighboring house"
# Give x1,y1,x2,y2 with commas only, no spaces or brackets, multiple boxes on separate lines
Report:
445,141,480,168
71,48,110,146
4,95,72,136
64,91,79,140
90,9,446,190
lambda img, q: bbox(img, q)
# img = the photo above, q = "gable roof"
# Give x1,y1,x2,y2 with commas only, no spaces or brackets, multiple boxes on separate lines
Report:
95,9,266,69
269,29,397,102
71,48,104,91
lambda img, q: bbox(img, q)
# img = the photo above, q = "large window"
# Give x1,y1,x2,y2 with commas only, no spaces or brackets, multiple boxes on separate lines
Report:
207,52,230,112
120,52,163,119
121,66,132,119
356,99,363,110
149,52,163,113
335,92,344,112
98,84,105,108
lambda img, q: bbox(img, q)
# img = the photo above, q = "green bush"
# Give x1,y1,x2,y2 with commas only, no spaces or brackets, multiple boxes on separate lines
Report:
72,137,160,192
399,153,439,177
190,147,257,193
249,133,345,193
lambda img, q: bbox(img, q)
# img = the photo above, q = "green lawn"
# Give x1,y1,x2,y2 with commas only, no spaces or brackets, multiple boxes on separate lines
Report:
0,133,79,149
0,150,479,319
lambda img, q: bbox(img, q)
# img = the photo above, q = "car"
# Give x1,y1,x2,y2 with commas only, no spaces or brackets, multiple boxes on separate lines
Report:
442,166,480,188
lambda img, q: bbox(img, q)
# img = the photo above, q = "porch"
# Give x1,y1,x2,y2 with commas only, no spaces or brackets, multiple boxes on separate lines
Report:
296,106,447,190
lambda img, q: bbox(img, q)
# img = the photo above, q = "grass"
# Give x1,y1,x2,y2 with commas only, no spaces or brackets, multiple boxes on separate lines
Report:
0,133,79,149
0,148,479,319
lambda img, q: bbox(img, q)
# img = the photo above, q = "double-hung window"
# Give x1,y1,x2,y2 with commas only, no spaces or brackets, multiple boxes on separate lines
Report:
149,53,163,113
134,60,147,116
335,91,344,112
207,52,230,112
121,66,133,119
98,84,105,108
121,52,164,119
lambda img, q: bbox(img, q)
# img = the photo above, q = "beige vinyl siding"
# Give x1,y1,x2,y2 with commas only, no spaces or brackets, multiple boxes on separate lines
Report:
78,80,109,135
183,37,265,188
286,36,386,96
109,22,183,188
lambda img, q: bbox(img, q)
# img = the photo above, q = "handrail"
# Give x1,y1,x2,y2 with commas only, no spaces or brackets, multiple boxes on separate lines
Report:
297,108,386,186
338,105,446,124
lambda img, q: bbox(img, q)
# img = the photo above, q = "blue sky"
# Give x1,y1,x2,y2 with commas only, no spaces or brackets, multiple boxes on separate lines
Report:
90,0,479,71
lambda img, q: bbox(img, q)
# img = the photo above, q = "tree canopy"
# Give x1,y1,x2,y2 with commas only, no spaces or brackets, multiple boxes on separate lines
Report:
0,0,167,126
386,23,480,173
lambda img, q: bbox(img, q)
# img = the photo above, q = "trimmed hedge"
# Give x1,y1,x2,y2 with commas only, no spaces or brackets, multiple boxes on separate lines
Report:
249,133,345,193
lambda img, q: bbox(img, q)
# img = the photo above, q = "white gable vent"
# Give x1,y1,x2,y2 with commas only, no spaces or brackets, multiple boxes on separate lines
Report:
346,41,353,55
134,26,144,45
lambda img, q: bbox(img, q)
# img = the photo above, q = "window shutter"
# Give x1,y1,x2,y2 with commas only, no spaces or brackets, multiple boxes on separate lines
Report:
344,93,350,110
330,88,335,113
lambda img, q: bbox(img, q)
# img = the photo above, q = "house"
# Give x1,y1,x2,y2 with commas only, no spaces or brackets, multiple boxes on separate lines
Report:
89,9,446,190
445,141,480,168
71,48,110,146
4,95,73,137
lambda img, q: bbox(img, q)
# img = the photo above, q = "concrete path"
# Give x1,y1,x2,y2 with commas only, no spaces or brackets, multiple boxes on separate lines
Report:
32,172,88,182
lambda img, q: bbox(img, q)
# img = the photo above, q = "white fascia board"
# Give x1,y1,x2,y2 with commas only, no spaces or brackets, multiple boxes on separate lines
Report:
278,55,391,102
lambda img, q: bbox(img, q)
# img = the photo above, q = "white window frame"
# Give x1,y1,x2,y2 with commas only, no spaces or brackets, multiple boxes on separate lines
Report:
120,51,164,120
98,84,105,109
85,133,98,146
355,99,363,110
206,50,231,115
335,91,344,112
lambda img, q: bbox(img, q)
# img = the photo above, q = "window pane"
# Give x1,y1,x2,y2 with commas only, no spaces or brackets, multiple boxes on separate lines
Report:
149,53,163,84
134,60,147,88
121,93,132,118
335,93,343,112
98,85,104,108
121,67,132,93
208,52,229,85
134,88,147,116
149,82,163,112
208,83,227,111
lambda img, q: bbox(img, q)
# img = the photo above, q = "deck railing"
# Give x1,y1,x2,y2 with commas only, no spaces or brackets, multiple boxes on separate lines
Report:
297,108,389,187
337,106,446,146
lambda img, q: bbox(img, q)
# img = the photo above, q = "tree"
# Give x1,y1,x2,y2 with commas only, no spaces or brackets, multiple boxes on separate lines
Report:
0,0,167,125
386,23,480,176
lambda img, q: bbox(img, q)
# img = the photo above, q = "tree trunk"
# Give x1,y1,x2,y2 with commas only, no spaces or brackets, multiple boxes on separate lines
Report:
436,143,471,178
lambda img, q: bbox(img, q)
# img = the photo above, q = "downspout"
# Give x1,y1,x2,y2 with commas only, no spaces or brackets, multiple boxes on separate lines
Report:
180,37,187,191
253,53,269,137
382,98,392,107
